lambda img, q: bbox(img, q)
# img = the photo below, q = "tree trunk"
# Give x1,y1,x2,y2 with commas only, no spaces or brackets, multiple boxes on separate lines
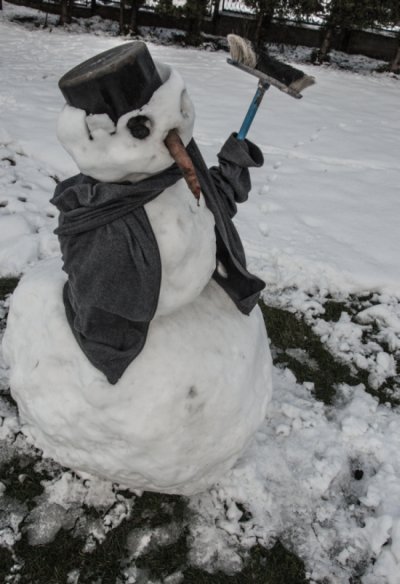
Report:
119,1,126,35
211,0,219,34
129,0,141,35
91,0,96,16
340,28,352,52
59,0,74,25
60,0,68,25
67,0,74,23
0,0,3,12
185,0,207,46
317,25,334,63
254,8,273,51
389,36,400,73
254,11,264,50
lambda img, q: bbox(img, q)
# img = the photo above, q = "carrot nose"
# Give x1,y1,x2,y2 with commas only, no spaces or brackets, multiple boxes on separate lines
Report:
164,129,201,205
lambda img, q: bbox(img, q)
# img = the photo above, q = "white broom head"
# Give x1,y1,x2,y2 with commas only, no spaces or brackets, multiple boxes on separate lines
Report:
227,34,257,69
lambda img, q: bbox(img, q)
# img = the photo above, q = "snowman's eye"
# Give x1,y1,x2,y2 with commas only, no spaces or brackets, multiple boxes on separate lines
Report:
127,115,151,140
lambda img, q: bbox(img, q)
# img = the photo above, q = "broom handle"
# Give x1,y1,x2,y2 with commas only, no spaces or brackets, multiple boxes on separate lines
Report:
237,80,270,140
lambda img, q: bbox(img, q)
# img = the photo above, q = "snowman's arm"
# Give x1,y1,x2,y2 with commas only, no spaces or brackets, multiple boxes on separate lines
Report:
208,133,263,218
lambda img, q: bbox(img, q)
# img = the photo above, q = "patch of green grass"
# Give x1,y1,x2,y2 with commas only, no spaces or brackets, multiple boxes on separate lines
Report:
80,492,189,583
260,296,400,408
136,529,188,581
321,295,400,407
4,478,310,584
181,541,308,583
0,454,52,507
136,536,307,584
14,528,84,584
0,545,14,582
9,490,191,584
132,496,307,584
132,490,188,529
260,302,357,404
0,277,19,301
322,299,350,322
241,541,308,584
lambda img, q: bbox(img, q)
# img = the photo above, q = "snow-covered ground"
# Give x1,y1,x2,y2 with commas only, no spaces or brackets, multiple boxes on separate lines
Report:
1,3,400,583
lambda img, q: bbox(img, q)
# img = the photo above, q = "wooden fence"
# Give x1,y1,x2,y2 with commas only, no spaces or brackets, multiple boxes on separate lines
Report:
6,0,399,62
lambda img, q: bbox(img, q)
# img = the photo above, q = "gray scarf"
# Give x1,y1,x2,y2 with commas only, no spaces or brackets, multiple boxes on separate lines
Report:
51,135,265,384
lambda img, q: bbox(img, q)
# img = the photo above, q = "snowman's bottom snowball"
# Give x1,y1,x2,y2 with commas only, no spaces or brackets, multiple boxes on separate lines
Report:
3,258,273,495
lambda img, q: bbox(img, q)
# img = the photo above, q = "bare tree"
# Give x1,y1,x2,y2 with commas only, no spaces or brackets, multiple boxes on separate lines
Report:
59,0,75,25
128,0,145,35
60,0,68,25
119,0,125,34
211,0,220,33
380,1,400,72
243,0,282,49
314,0,395,64
183,0,209,45
390,33,400,72
243,0,320,50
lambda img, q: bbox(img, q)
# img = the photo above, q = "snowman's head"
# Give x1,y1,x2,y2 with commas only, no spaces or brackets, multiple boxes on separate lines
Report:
57,42,195,183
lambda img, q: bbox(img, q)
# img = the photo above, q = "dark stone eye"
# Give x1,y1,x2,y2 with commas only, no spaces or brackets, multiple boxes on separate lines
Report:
127,115,151,140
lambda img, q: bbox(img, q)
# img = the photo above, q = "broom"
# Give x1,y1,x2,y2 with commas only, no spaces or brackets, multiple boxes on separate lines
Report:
227,35,315,140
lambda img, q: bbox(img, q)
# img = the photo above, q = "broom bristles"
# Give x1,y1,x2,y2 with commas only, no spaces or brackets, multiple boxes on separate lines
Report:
227,34,315,94
227,34,257,69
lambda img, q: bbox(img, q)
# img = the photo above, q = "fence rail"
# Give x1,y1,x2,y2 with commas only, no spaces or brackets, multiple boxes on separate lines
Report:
75,0,255,15
5,0,399,63
220,0,253,14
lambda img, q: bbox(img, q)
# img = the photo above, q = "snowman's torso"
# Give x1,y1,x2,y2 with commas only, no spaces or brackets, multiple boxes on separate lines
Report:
144,178,216,317
2,152,274,497
3,152,274,497
3,252,272,495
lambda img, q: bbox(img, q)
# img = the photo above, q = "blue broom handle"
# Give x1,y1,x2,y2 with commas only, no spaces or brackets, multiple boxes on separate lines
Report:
237,80,270,141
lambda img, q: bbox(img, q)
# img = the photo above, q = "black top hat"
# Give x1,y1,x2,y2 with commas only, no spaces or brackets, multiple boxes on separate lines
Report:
58,41,163,124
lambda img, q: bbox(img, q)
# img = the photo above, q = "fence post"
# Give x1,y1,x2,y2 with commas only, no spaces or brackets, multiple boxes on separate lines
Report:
211,0,220,34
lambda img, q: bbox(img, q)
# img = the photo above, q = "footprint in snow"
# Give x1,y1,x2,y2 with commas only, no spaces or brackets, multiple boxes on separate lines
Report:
258,185,270,196
258,222,270,237
259,201,283,214
309,126,328,142
300,215,323,229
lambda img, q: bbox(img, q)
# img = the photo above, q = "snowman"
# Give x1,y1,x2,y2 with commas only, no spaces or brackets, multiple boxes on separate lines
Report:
3,42,273,495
